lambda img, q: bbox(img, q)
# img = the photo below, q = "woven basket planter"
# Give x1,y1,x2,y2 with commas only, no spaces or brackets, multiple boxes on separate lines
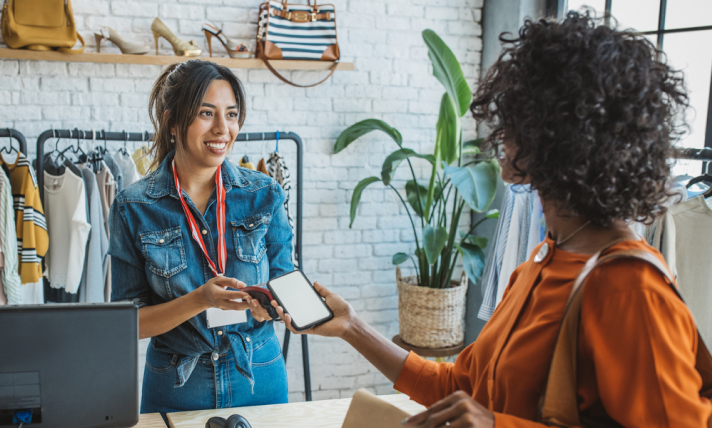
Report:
396,266,468,348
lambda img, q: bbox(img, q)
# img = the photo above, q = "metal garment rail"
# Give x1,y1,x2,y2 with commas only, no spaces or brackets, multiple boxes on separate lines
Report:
36,129,313,401
0,128,28,155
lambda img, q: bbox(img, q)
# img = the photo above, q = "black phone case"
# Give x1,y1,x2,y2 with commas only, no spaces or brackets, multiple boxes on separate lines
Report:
266,270,334,331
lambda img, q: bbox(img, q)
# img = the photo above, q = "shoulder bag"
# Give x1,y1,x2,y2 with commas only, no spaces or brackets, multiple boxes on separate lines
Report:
2,0,85,54
256,0,339,87
539,242,712,427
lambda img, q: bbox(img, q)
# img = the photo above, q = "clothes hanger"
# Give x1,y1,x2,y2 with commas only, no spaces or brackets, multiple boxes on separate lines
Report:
686,161,712,198
0,128,18,156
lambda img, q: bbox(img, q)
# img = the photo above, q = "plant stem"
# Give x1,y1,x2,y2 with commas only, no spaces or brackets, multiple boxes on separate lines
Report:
405,159,425,229
389,184,421,280
440,191,461,288
446,201,467,287
459,216,489,244
409,256,420,285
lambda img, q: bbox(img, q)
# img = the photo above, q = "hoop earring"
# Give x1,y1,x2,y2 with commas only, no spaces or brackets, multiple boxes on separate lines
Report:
171,134,175,143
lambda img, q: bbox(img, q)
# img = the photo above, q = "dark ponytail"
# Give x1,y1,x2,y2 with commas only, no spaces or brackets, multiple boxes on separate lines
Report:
148,59,247,170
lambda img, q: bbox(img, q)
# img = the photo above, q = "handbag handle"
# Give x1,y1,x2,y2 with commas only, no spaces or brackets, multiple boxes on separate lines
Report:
262,58,337,88
282,0,314,6
539,244,712,427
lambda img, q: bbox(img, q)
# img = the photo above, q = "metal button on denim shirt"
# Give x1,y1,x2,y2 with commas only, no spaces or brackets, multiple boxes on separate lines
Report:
108,151,294,389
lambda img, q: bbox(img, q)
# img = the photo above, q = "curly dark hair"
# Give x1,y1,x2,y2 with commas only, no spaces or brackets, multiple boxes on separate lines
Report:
470,11,689,227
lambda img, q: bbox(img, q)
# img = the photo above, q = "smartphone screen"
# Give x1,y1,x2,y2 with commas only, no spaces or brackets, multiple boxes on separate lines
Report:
268,270,332,330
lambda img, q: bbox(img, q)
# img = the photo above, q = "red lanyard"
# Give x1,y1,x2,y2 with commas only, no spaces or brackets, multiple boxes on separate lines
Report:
172,159,227,277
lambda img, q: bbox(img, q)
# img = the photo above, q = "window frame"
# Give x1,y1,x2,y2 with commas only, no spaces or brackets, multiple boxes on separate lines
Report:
548,0,712,149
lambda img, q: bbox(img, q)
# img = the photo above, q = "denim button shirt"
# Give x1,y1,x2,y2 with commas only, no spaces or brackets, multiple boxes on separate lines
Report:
108,151,294,389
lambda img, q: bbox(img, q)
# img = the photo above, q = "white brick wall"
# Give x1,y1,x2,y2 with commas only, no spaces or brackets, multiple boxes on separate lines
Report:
0,0,482,403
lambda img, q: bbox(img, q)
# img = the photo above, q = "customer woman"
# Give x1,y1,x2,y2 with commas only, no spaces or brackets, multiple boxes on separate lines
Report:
109,60,293,414
273,12,711,427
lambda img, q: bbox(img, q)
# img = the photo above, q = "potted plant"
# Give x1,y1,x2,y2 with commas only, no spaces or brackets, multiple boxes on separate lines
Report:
334,30,500,348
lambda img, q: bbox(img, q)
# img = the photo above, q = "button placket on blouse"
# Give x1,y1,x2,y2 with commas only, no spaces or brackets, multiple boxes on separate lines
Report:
487,241,553,401
181,188,224,348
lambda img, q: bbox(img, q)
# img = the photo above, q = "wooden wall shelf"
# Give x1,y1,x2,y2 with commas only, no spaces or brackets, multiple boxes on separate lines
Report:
0,48,354,71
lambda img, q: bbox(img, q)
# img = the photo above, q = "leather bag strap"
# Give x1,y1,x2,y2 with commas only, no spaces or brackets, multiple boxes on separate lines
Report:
539,244,712,427
262,58,337,87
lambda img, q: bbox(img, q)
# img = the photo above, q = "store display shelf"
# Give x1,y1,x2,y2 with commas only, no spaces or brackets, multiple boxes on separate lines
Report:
0,48,354,71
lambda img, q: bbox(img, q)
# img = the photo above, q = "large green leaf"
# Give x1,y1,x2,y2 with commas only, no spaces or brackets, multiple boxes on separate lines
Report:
460,243,486,284
422,29,471,117
444,161,498,213
459,233,488,249
436,93,461,166
381,148,435,185
462,138,483,156
334,119,402,154
392,252,410,265
423,226,449,265
406,180,428,217
349,176,381,228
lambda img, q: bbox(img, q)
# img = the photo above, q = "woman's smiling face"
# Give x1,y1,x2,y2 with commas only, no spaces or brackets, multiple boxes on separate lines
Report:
176,79,240,169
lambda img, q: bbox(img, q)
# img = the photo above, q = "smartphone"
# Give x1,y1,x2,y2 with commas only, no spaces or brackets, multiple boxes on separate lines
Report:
267,270,333,331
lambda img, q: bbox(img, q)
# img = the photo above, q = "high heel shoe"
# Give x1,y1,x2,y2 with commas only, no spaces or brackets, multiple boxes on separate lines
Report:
202,22,252,59
150,18,201,57
94,27,150,55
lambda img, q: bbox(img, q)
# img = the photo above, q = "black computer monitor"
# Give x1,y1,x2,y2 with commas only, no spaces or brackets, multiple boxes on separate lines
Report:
0,303,139,428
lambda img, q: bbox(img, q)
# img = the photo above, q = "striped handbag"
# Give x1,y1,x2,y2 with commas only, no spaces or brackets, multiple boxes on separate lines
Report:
256,0,340,87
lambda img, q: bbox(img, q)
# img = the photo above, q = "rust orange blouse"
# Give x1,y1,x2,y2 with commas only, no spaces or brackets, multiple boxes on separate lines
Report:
394,236,712,427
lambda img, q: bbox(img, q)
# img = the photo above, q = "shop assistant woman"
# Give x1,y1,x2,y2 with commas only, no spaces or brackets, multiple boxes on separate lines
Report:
109,60,293,414
274,12,712,427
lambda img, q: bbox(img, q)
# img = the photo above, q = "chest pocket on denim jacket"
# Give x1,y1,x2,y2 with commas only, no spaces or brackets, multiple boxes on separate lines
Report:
231,214,270,263
140,226,187,278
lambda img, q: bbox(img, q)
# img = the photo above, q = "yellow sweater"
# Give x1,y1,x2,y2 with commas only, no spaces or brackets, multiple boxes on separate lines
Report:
2,154,48,284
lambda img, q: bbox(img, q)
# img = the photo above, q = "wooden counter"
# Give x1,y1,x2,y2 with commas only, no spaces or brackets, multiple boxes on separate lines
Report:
167,394,426,428
136,413,168,427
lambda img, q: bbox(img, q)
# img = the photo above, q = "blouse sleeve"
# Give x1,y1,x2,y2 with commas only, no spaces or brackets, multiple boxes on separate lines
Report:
107,200,152,308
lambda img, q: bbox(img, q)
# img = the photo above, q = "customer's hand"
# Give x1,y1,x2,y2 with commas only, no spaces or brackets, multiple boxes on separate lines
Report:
402,391,494,428
271,282,356,339
197,276,251,311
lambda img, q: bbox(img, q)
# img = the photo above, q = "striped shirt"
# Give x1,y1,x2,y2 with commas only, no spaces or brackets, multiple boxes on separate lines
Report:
0,169,21,303
1,153,48,284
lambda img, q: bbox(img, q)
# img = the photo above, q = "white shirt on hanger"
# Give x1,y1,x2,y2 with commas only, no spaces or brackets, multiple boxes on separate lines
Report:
44,169,91,294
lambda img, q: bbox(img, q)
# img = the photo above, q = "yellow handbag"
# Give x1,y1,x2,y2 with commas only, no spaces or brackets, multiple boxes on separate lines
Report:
2,0,85,54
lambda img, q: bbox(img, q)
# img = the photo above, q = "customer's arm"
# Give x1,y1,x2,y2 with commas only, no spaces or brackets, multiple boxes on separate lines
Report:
272,282,409,383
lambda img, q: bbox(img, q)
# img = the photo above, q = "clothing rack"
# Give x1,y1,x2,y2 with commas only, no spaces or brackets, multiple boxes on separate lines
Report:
35,129,313,401
0,128,28,155
676,147,712,173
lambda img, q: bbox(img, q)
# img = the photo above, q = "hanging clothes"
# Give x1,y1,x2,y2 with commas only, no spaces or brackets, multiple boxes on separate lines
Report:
132,146,153,177
96,163,116,235
0,153,48,284
115,149,141,188
266,151,295,232
78,165,109,303
256,158,269,176
21,281,44,304
0,168,20,305
103,151,124,193
96,163,116,301
0,252,5,305
478,184,546,321
239,155,255,170
43,170,91,294
651,195,712,345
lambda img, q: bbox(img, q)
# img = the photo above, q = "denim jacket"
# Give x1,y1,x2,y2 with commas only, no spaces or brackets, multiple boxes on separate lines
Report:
108,151,294,389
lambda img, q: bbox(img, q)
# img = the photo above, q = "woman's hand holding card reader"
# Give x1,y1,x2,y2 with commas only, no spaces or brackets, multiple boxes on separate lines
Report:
266,270,333,331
